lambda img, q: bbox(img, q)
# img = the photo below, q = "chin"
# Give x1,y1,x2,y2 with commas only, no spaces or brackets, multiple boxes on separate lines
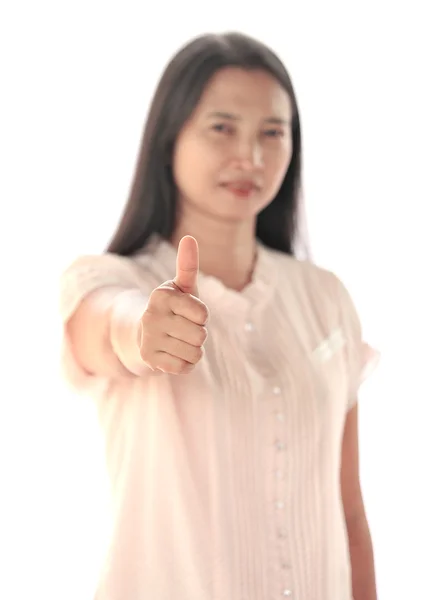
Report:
215,190,270,220
216,204,265,223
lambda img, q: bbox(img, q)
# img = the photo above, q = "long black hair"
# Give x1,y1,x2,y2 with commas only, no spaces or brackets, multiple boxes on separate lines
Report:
106,32,305,256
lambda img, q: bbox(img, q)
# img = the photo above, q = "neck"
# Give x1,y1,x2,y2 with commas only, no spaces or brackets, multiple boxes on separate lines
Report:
170,211,257,292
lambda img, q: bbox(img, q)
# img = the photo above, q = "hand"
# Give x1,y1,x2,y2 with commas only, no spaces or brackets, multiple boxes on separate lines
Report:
138,236,209,374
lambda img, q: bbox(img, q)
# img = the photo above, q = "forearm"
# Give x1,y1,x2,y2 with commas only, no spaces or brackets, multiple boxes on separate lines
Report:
109,288,153,375
347,515,377,600
68,286,152,378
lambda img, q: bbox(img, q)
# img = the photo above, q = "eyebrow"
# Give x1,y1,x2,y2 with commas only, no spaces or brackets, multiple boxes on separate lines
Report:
206,111,290,126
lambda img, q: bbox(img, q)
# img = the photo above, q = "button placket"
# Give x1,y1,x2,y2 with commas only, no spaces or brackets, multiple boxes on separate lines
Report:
270,382,293,597
247,315,293,596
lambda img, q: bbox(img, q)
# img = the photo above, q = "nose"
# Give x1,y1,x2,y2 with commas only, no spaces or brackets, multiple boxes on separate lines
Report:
232,138,264,170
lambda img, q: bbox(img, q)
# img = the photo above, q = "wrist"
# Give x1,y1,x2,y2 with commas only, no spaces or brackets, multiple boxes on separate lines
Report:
109,289,151,376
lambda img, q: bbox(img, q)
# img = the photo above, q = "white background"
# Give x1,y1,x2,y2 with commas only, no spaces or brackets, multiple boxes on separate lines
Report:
1,1,441,599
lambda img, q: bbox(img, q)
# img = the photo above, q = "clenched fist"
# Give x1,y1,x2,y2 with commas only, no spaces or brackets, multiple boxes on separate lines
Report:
138,236,209,374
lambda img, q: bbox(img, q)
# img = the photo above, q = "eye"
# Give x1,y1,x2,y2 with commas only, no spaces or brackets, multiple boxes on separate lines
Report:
211,123,231,134
263,129,284,138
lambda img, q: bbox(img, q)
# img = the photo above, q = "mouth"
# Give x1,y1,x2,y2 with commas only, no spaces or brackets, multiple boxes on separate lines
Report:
221,181,259,197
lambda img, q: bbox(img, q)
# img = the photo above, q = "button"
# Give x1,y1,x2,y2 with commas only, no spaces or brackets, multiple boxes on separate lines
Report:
272,386,281,395
282,590,292,597
277,528,288,539
275,441,287,451
244,322,254,332
276,412,285,422
275,501,285,509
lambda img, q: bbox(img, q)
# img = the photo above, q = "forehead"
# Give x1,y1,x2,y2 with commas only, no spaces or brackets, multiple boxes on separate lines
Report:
195,67,292,118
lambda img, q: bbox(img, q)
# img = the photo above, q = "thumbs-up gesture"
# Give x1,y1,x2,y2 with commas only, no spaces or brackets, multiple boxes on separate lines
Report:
138,236,209,374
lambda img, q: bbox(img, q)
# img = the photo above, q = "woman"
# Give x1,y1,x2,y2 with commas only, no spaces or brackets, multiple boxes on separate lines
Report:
60,32,379,600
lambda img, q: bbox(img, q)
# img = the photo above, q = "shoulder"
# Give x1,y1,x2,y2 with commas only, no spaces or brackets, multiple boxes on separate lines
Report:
59,250,162,318
60,246,167,283
267,247,342,300
60,252,142,289
265,247,359,335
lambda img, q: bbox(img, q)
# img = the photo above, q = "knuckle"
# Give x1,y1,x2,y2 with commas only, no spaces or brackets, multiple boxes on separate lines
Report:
140,311,155,329
140,348,156,370
186,296,209,323
139,332,154,364
157,354,190,376
155,355,173,374
194,346,204,362
187,345,203,364
149,288,164,305
176,359,193,374
191,305,208,325
198,326,208,345
149,286,176,308
199,304,210,324
139,323,157,349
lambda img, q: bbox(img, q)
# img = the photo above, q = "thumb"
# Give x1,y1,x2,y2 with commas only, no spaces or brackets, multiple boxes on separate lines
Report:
174,235,199,295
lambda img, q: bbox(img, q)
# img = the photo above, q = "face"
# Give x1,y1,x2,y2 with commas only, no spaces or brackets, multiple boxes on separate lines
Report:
172,67,293,223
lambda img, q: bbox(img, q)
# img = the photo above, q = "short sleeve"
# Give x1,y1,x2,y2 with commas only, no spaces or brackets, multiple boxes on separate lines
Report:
334,275,380,410
58,253,146,392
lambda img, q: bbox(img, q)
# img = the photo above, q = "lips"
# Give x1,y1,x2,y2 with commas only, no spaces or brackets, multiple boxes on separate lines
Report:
229,182,254,191
223,181,258,192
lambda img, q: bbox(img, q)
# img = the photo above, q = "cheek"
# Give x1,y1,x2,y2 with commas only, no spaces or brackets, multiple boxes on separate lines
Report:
264,143,292,183
173,140,211,196
175,132,223,173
